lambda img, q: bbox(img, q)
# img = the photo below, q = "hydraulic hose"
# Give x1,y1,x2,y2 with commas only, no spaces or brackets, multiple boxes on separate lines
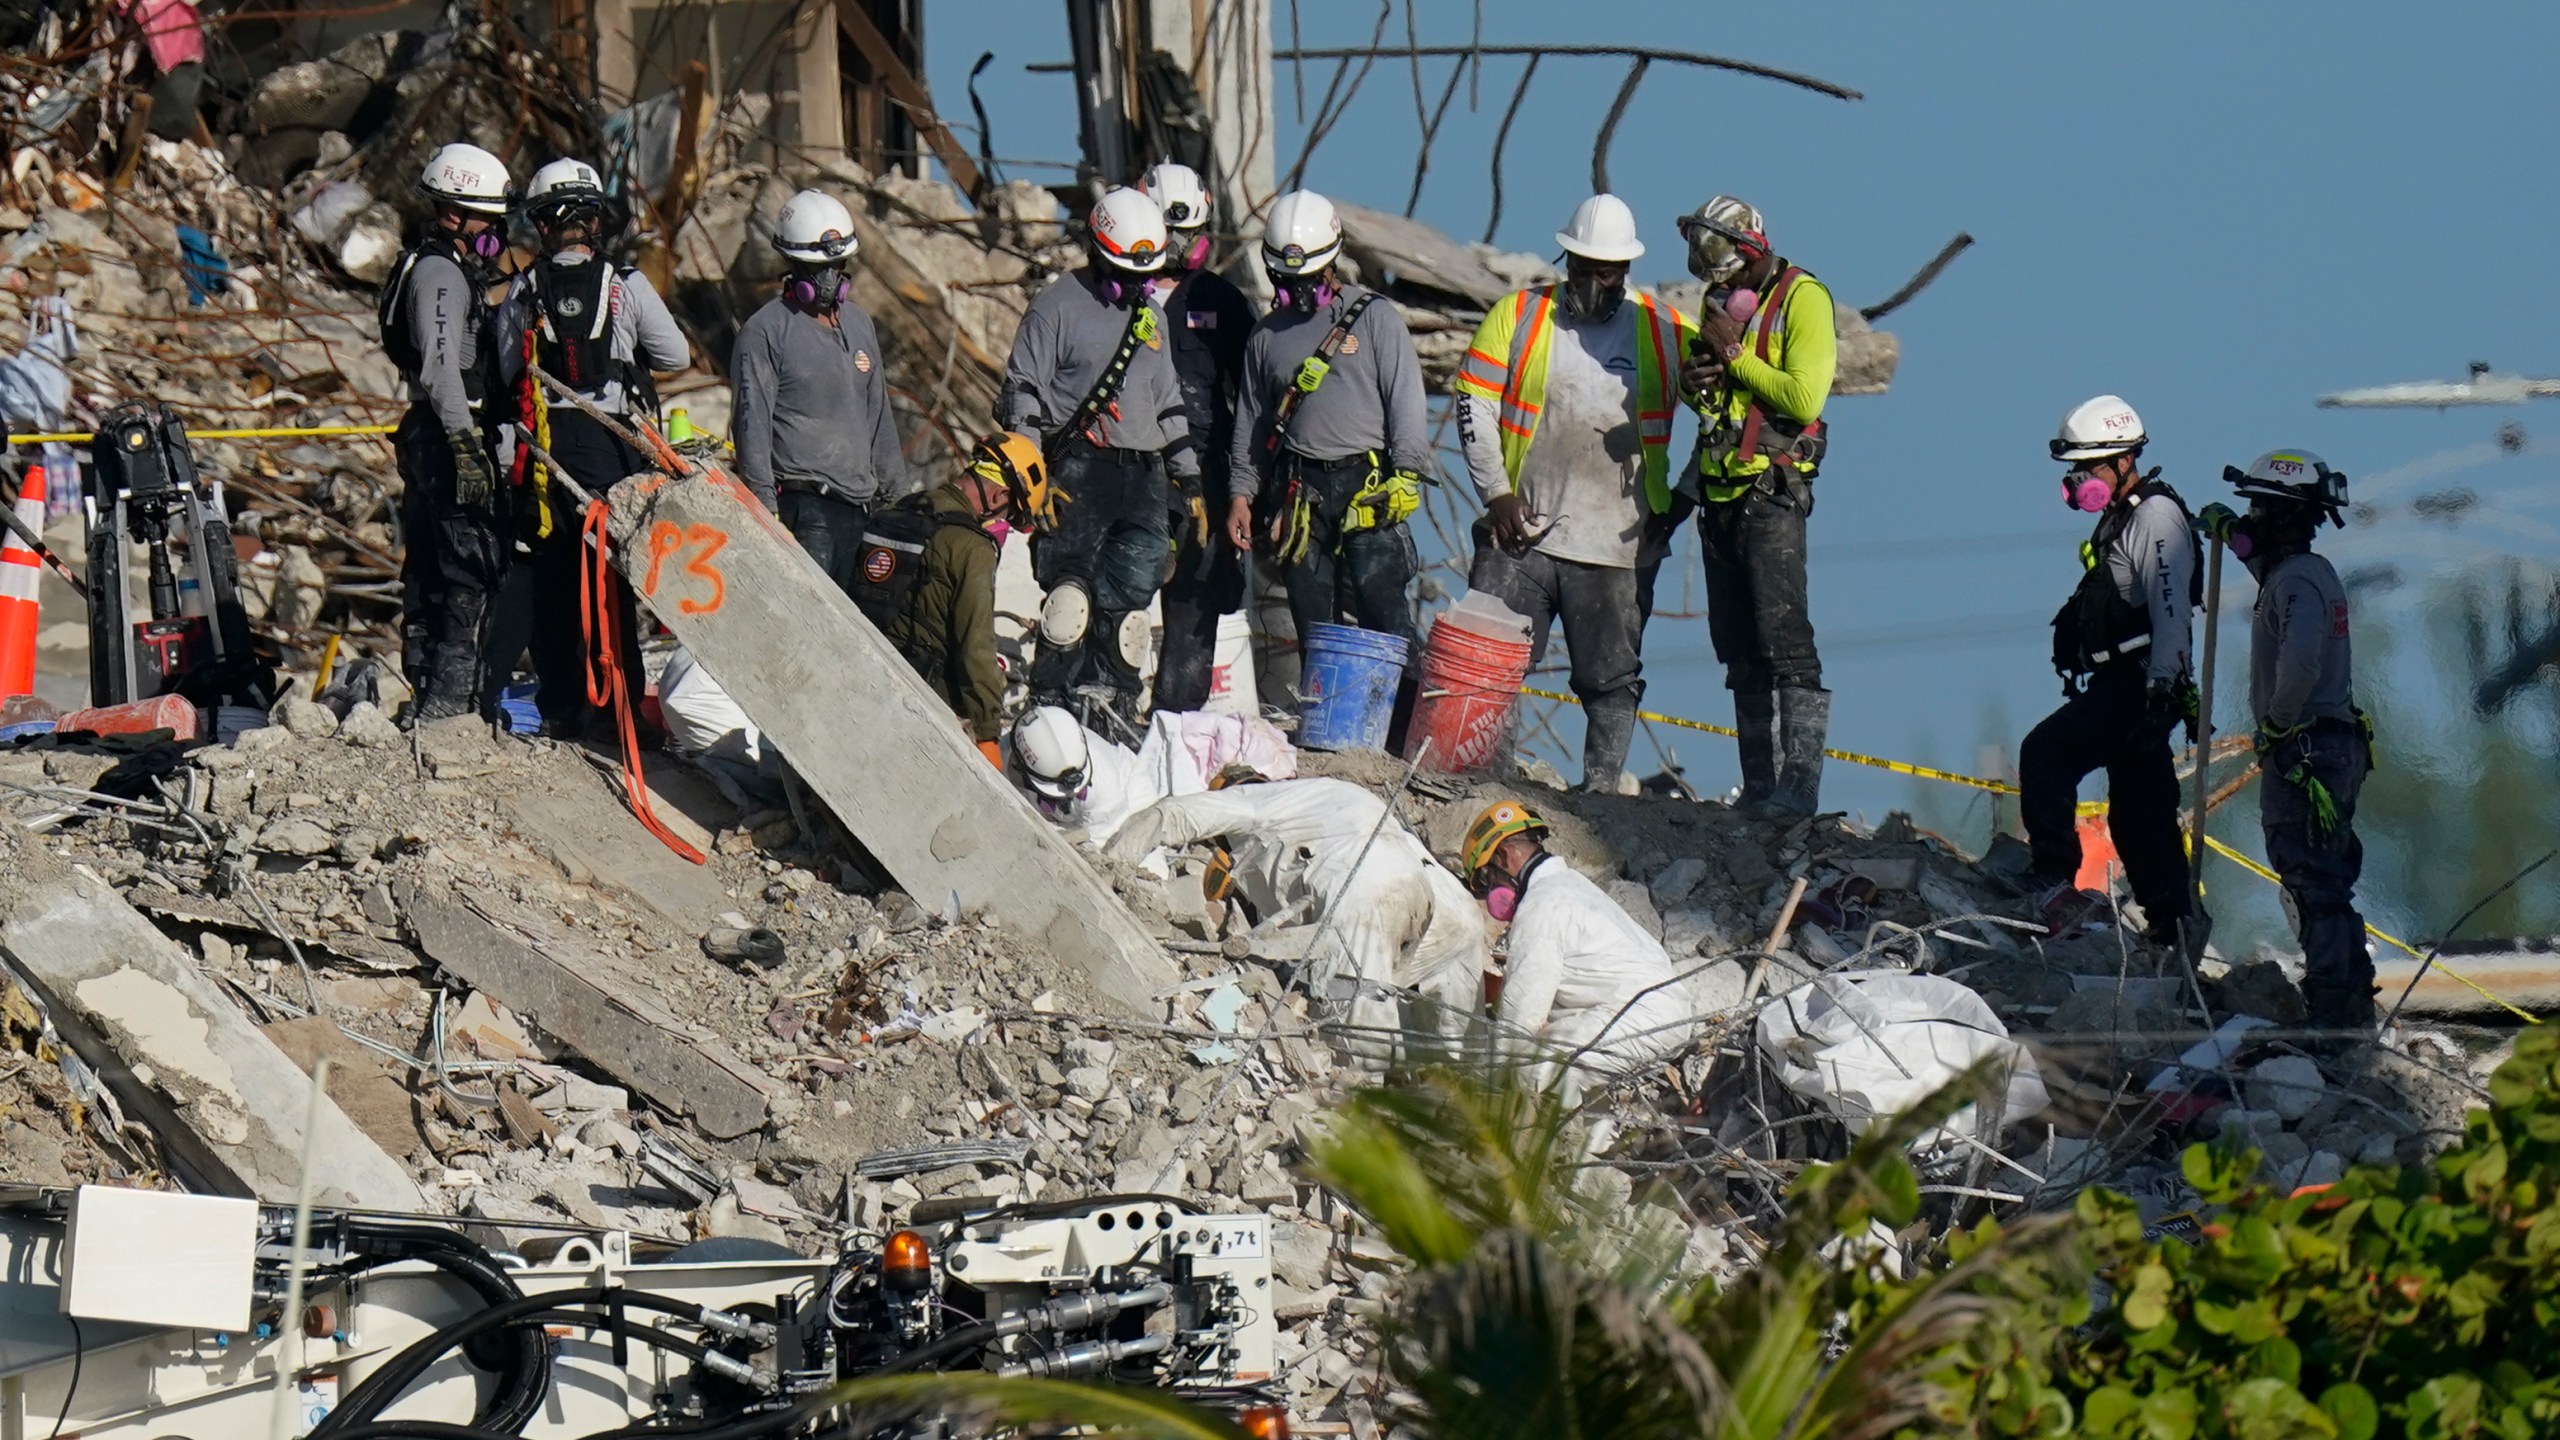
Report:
319,1286,714,1440
328,1220,551,1436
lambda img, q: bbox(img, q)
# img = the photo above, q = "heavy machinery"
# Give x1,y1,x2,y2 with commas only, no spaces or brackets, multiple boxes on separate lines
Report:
0,1185,1284,1439
79,403,271,709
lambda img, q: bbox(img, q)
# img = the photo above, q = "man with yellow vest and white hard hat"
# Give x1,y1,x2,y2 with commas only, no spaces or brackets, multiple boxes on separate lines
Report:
1675,196,1837,818
1453,195,1694,792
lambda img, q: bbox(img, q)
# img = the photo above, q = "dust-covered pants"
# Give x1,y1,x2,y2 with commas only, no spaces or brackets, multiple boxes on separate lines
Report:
481,411,642,730
1155,462,1245,713
2020,661,2191,927
1262,452,1420,651
1030,441,1170,699
1533,993,1695,1106
779,489,870,598
2262,725,2372,1024
1465,525,1645,712
1695,476,1819,693
1311,866,1486,1070
396,409,508,694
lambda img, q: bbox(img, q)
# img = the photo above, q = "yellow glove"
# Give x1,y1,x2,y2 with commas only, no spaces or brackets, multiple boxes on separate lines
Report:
1188,493,1210,548
1342,464,1421,535
1265,482,1315,566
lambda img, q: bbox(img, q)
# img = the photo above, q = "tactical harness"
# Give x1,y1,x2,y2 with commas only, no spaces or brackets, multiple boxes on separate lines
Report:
1703,264,1828,480
2051,477,2204,682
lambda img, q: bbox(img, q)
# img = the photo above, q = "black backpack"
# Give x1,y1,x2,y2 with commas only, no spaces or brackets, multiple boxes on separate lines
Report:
848,497,984,634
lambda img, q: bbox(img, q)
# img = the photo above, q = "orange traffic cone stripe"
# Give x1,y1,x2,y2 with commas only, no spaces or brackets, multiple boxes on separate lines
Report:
0,466,46,699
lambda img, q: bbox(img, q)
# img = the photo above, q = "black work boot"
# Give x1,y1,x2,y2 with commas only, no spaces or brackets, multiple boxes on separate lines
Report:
412,594,488,724
1578,691,1638,794
1767,686,1831,818
1733,689,1778,815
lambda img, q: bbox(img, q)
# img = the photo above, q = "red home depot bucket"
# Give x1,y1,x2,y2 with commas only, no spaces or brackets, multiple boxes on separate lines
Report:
1404,611,1533,775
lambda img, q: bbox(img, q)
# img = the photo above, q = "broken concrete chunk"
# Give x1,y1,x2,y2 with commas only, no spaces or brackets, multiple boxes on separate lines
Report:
1649,856,1711,909
271,695,339,740
255,816,336,857
2245,1055,2326,1123
338,702,404,748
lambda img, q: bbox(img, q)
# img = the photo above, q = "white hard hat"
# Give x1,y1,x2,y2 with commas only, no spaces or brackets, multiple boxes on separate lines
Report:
526,158,604,204
2226,448,2349,525
1556,193,1644,262
1087,187,1169,273
1011,706,1090,800
1676,194,1766,282
772,190,858,264
1139,162,1211,230
419,142,511,215
1260,190,1343,275
2051,395,2148,462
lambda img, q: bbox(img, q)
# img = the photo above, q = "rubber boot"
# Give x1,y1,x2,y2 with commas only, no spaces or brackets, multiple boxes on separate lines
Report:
1733,689,1778,816
1577,690,1637,794
412,592,489,724
1767,686,1831,819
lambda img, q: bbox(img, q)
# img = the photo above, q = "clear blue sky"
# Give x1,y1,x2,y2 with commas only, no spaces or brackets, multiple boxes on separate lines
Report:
928,2,2560,943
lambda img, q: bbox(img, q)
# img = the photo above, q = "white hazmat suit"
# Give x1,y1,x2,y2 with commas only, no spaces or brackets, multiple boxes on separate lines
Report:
1032,710,1297,847
1105,777,1484,1061
1498,858,1695,1101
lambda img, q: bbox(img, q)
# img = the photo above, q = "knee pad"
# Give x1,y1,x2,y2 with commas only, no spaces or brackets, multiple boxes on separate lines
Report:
1104,609,1152,673
1039,581,1091,648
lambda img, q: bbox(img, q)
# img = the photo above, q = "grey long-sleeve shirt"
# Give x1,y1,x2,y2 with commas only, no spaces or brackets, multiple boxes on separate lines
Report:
495,254,691,412
730,295,907,511
1001,270,1196,480
1228,285,1429,502
2249,550,2355,729
2102,491,2197,687
400,251,485,433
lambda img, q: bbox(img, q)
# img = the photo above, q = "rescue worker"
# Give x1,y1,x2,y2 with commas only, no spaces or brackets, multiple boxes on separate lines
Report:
1103,775,1485,1065
2200,452,2376,1035
1675,196,1837,816
851,433,1052,765
488,157,690,738
2021,395,2203,946
385,142,512,725
1461,801,1694,1101
1009,702,1297,846
1454,195,1693,792
1226,190,1430,663
1139,163,1257,713
1002,186,1200,725
731,189,908,593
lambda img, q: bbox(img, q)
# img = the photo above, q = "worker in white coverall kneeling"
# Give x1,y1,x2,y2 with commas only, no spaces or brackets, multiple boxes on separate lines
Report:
1009,704,1296,848
1462,801,1694,1102
1104,776,1484,1066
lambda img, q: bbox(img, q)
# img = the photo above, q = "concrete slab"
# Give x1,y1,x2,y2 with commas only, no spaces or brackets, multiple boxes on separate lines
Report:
0,823,424,1208
400,881,780,1139
601,465,1178,1014
503,780,728,929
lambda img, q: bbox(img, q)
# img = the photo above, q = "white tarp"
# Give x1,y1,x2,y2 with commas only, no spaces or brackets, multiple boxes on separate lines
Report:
1754,972,2049,1149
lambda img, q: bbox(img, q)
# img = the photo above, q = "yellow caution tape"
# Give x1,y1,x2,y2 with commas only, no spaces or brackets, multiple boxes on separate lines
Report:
1517,682,2542,1023
7,423,398,445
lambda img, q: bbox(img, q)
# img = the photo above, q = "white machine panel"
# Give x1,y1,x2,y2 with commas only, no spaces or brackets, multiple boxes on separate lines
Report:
62,1186,256,1330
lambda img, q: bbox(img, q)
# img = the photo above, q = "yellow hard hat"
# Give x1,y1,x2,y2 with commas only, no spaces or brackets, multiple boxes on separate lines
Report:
972,432,1053,531
1460,800,1548,884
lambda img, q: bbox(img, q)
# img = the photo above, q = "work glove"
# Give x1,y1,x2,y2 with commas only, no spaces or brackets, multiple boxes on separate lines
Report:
2285,762,2342,842
1344,467,1421,534
2145,678,2199,742
2197,501,2242,545
1265,479,1315,566
448,431,498,508
2252,717,2308,773
1178,493,1210,549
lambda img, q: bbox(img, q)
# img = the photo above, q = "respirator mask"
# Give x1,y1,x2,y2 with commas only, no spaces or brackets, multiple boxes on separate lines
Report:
785,265,850,309
1271,272,1336,315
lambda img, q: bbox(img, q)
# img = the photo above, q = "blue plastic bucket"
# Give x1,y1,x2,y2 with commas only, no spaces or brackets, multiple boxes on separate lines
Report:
497,681,543,734
1296,622,1409,751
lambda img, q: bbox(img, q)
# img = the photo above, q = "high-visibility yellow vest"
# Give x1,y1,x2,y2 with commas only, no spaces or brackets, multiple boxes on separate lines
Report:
1452,286,1694,513
1695,265,1836,501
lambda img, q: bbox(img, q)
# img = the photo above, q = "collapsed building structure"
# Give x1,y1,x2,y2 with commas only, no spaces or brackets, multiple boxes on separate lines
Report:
0,2,2523,1434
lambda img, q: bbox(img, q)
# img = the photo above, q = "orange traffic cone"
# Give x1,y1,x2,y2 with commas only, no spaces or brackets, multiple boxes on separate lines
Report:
0,465,44,699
